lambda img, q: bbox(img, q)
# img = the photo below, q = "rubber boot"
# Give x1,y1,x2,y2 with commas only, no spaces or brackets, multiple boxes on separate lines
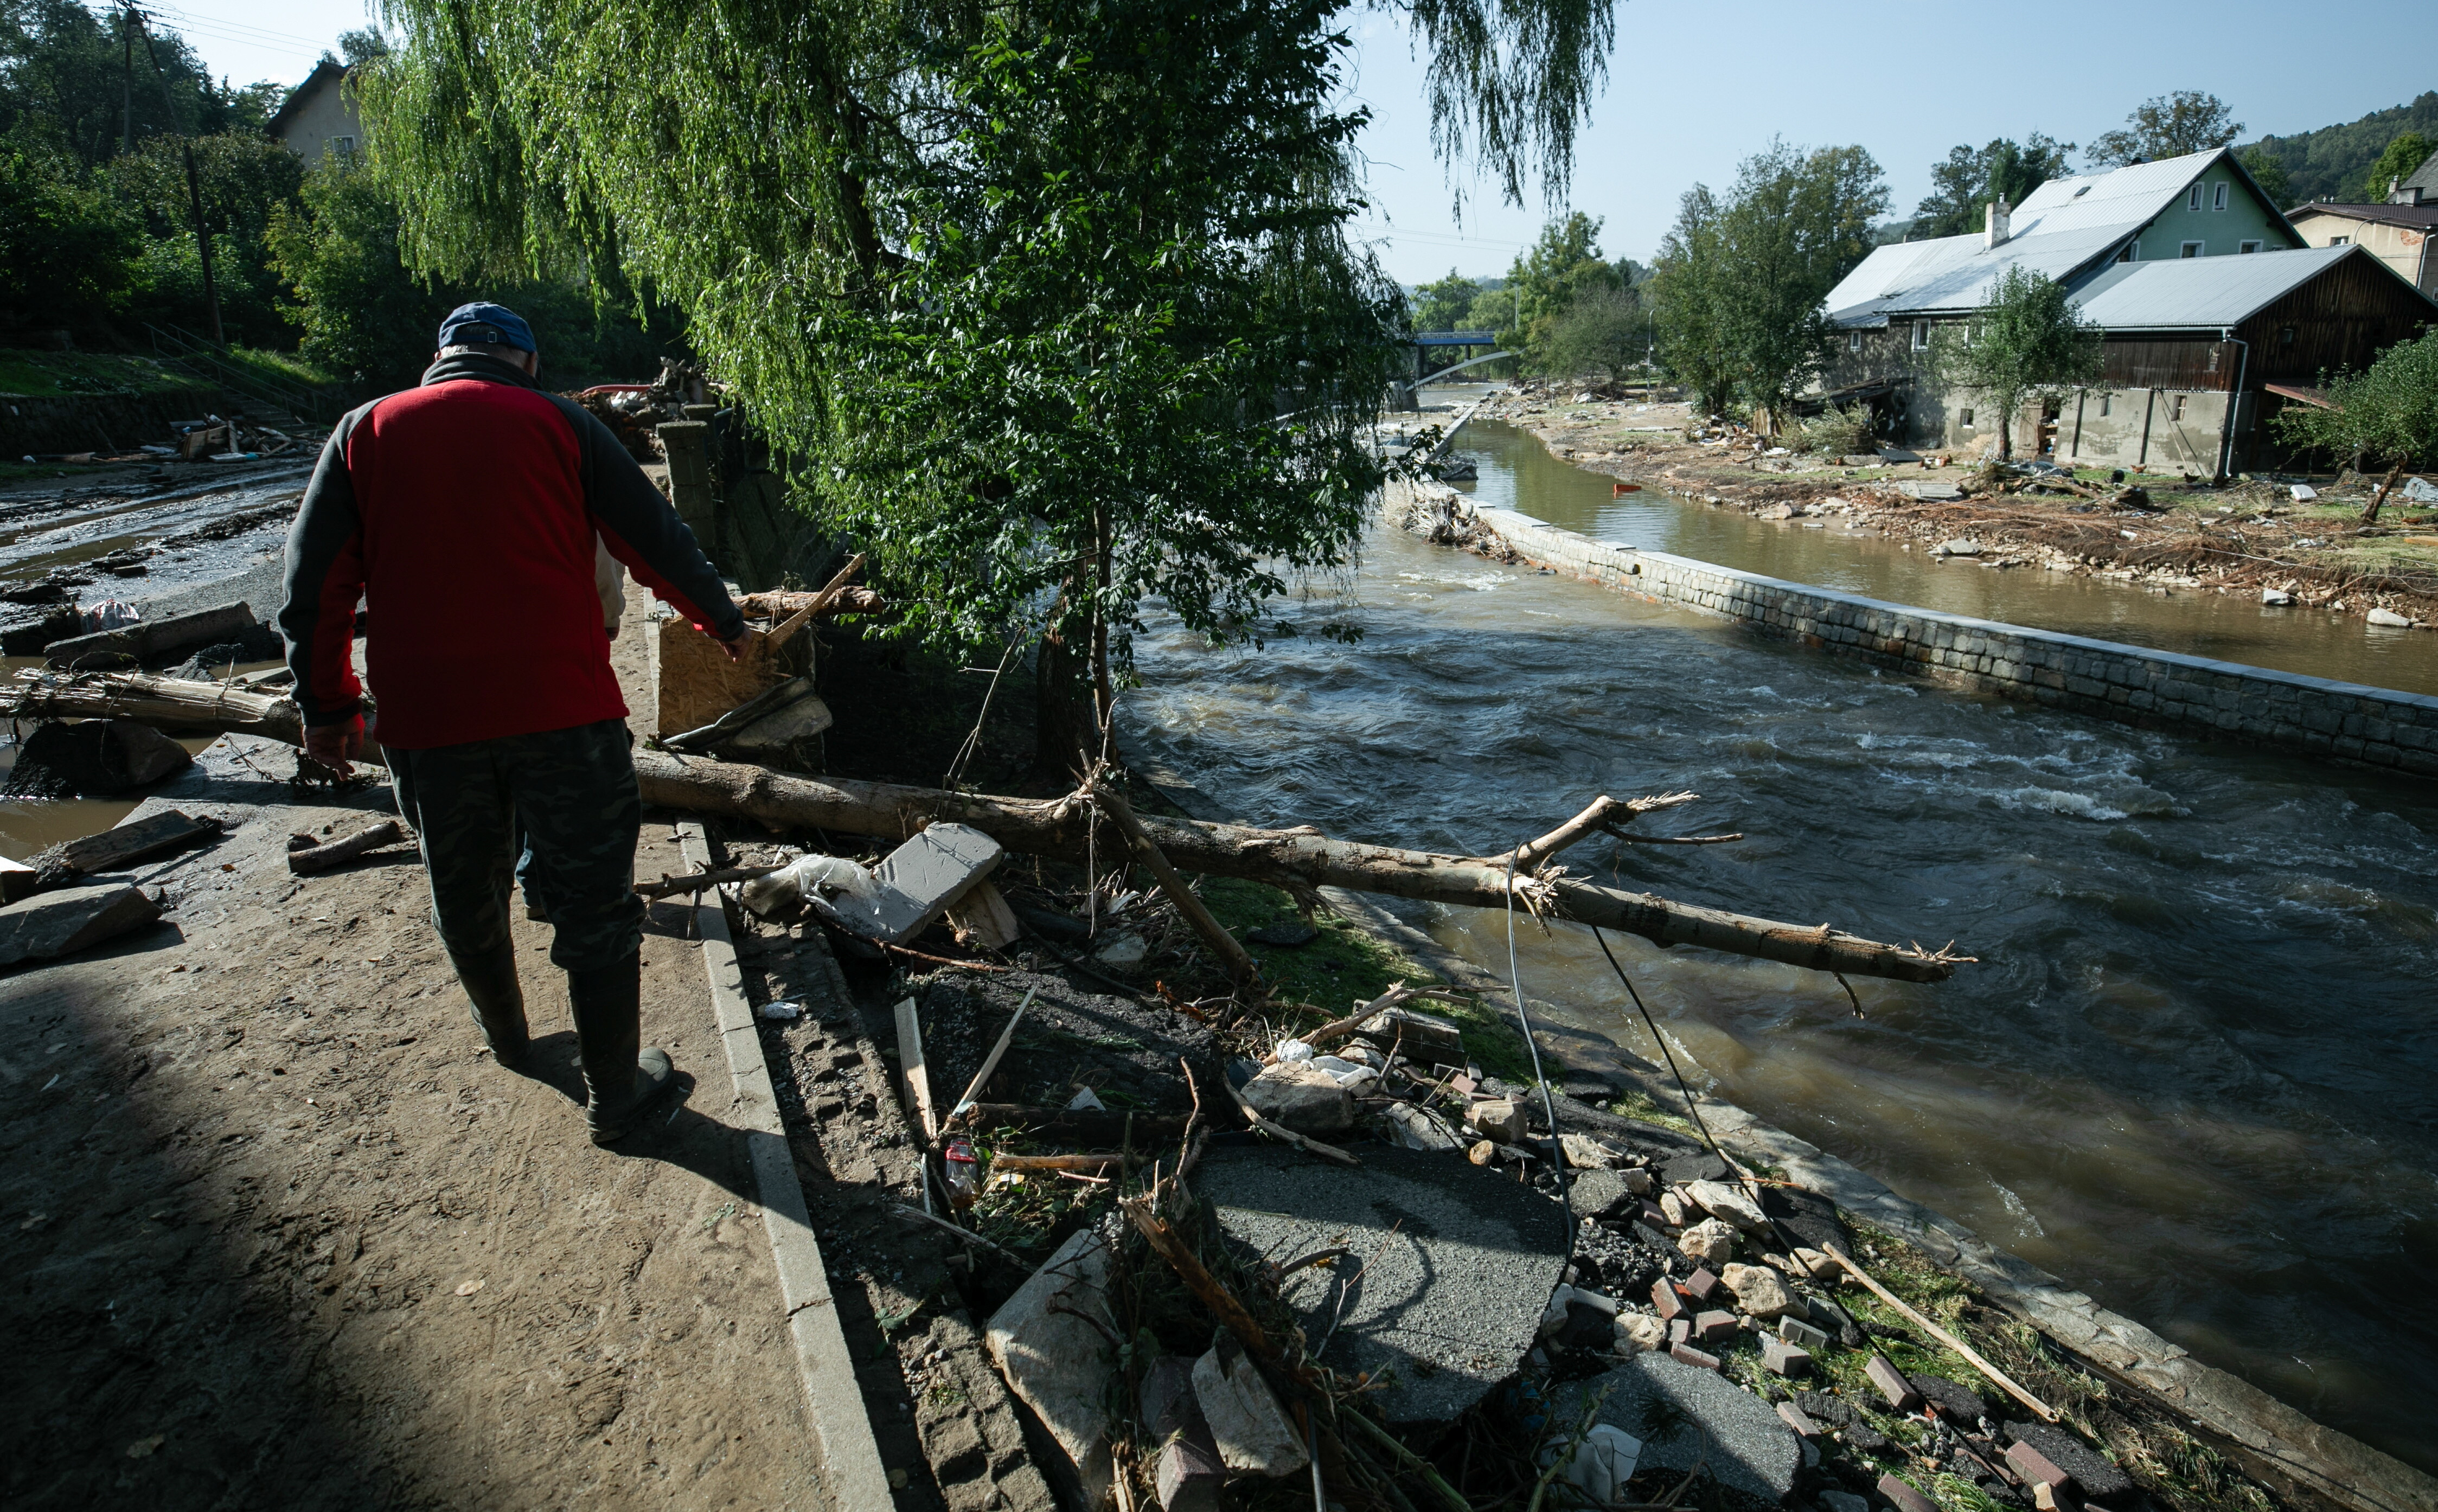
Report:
567,951,675,1145
449,946,529,1070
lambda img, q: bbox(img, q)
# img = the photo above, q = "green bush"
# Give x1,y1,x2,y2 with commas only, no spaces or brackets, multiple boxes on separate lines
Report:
1793,405,1872,455
0,146,137,333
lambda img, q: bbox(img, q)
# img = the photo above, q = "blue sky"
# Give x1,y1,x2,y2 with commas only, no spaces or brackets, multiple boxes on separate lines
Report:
159,0,2433,285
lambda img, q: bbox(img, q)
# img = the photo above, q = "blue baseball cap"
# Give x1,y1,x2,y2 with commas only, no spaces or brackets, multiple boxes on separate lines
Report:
436,302,536,353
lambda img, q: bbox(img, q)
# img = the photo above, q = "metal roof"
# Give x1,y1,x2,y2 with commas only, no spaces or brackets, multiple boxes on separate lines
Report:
2065,244,2368,330
1824,148,2303,326
2288,201,2438,232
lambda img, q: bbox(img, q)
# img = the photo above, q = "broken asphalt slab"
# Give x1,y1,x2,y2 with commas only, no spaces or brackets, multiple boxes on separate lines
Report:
1194,1143,1569,1425
1553,1352,1801,1503
0,881,160,968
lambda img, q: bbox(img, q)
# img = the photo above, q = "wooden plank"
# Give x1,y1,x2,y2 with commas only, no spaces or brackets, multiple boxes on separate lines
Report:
894,996,939,1141
52,809,217,875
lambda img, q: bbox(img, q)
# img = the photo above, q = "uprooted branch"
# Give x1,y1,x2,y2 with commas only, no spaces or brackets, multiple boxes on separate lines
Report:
1500,791,1700,870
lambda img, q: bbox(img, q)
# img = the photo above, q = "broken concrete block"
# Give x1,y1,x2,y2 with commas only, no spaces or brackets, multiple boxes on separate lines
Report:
1618,1167,1654,1196
1879,1473,1940,1512
1138,1355,1224,1512
1777,1315,1830,1352
811,822,1004,944
1241,1064,1353,1135
1679,1218,1737,1268
2368,607,2413,628
1192,1335,1307,1479
0,882,160,967
1760,1337,1811,1378
1656,1189,1690,1226
1355,1005,1464,1063
1559,1132,1621,1168
1567,1168,1637,1220
1615,1315,1667,1355
49,808,215,876
1555,1355,1796,1501
1468,1097,1527,1143
2034,1484,2085,1512
1667,1342,1720,1371
1198,1144,1567,1425
1866,1353,1923,1412
1692,1310,1736,1343
1684,1178,1769,1234
984,1228,1116,1509
1719,1262,1797,1320
1377,1100,1461,1150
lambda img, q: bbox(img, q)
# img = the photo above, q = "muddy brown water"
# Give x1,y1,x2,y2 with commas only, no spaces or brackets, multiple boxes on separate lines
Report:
1450,405,2438,697
1128,427,2438,1472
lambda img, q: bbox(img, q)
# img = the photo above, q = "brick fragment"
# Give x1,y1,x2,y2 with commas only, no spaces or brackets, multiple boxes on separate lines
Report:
1878,1474,1938,1512
1649,1278,1686,1320
1668,1343,1720,1371
1777,1315,1830,1351
1760,1336,1811,1378
1684,1266,1720,1301
1774,1400,1822,1440
1667,1317,1691,1347
1693,1309,1737,1343
2007,1440,2077,1494
1866,1353,1922,1412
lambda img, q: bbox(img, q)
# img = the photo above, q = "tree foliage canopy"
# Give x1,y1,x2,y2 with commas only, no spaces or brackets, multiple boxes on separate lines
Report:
2360,131,2434,203
2238,145,2293,209
1649,139,1887,424
1914,133,2074,239
2271,328,2438,471
2088,92,2242,168
1930,265,2102,461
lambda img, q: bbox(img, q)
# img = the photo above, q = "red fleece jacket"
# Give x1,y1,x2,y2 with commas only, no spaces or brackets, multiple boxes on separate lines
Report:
279,355,744,749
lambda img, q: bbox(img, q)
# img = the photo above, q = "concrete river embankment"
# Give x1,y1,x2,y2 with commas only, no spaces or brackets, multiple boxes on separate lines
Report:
1127,438,2438,1477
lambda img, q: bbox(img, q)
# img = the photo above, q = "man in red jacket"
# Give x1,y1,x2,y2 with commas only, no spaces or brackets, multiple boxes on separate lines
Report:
280,302,751,1144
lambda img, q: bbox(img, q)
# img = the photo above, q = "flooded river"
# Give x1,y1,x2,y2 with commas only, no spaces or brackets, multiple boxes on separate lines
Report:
1127,429,2438,1471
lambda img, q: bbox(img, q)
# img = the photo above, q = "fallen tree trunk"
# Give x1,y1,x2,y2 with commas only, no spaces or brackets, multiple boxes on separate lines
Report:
627,752,1962,984
1,671,302,745
5,673,1966,984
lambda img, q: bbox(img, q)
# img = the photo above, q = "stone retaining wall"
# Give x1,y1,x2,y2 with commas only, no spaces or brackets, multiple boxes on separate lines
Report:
1387,482,2438,777
2,387,221,456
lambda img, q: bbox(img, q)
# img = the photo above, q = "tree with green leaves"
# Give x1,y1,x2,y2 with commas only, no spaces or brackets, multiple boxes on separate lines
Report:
2088,92,2243,168
1930,265,2102,462
0,142,136,329
1648,183,1733,416
2238,145,2294,210
2271,328,2438,521
1499,211,1620,361
1913,133,2074,238
1539,286,1649,385
1411,270,1481,332
2360,131,2435,203
359,0,1611,769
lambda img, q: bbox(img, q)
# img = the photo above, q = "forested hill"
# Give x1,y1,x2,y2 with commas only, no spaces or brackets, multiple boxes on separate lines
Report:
2244,91,2438,204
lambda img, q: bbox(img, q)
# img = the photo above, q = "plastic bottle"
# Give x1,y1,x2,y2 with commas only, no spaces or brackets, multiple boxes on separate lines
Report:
942,1137,980,1210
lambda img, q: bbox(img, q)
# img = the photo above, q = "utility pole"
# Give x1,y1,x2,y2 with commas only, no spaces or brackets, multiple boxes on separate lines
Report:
120,7,133,157
132,9,223,344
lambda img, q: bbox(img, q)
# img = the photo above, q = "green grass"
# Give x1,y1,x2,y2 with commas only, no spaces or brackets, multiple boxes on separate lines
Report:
0,349,209,398
215,345,340,392
1201,876,1429,1015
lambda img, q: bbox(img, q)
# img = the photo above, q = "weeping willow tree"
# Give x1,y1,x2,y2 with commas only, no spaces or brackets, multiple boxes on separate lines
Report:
359,0,1614,771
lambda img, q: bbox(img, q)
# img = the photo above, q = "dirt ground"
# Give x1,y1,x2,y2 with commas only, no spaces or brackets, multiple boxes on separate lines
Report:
0,587,833,1510
1473,381,2438,627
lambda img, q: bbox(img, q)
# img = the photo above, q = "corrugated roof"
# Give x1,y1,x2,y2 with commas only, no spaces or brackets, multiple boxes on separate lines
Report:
2066,244,2357,330
2289,202,2438,231
1824,148,2302,325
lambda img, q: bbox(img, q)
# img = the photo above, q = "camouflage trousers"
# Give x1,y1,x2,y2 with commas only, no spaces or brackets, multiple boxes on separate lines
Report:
387,719,644,973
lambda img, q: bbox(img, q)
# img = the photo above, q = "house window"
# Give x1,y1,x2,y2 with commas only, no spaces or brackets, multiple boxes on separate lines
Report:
330,134,356,156
2171,395,2187,421
1912,321,1931,351
2239,240,2262,253
2187,184,2203,210
1849,331,1861,351
2330,235,2349,246
2180,241,2204,258
2279,325,2297,346
2212,182,2228,210
1959,409,1976,428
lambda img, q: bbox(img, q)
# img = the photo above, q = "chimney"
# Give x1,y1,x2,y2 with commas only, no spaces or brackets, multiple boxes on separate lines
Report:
1985,196,2012,251
2390,176,2406,204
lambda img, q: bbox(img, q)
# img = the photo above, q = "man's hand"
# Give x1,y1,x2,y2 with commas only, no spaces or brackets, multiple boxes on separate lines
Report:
719,628,764,664
303,715,364,775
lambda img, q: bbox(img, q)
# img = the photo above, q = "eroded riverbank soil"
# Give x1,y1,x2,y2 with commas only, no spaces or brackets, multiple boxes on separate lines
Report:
1473,381,2438,630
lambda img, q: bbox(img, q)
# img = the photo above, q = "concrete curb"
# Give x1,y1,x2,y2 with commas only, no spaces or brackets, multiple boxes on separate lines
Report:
677,823,895,1512
1383,480,2438,776
1130,757,2436,1512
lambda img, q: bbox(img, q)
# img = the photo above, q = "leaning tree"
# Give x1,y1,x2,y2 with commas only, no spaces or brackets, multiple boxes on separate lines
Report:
357,0,1616,771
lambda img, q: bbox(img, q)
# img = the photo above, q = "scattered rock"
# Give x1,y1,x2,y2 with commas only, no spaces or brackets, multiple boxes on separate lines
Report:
1935,538,1983,557
0,882,161,967
1616,1314,1667,1355
1819,1491,1869,1512
1244,920,1317,947
1560,1132,1621,1168
1685,1178,1769,1234
1678,1218,1737,1269
2367,607,2413,628
1192,1334,1307,1479
1093,932,1148,965
1241,1065,1353,1135
1354,1005,1464,1063
1656,1189,1690,1226
2261,586,2294,606
1568,1168,1640,1221
1719,1263,1797,1320
1469,1098,1528,1144
1377,1101,1460,1150
1794,1390,1855,1426
984,1229,1117,1509
1553,1353,1801,1503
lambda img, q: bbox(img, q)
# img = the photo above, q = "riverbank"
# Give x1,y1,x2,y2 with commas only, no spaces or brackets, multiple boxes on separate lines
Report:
1469,380,2438,633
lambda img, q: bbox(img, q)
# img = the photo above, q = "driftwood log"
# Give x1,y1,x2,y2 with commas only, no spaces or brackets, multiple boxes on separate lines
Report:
3,672,1967,984
623,753,1962,984
287,819,409,875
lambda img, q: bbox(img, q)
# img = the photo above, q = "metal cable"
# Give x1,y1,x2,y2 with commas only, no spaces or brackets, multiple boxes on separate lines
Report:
1502,848,1573,1253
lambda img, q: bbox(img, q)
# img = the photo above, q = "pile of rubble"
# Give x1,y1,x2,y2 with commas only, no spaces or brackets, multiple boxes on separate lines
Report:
15,412,306,467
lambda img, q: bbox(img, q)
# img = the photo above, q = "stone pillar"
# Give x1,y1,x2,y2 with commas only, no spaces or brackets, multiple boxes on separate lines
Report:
656,419,719,565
